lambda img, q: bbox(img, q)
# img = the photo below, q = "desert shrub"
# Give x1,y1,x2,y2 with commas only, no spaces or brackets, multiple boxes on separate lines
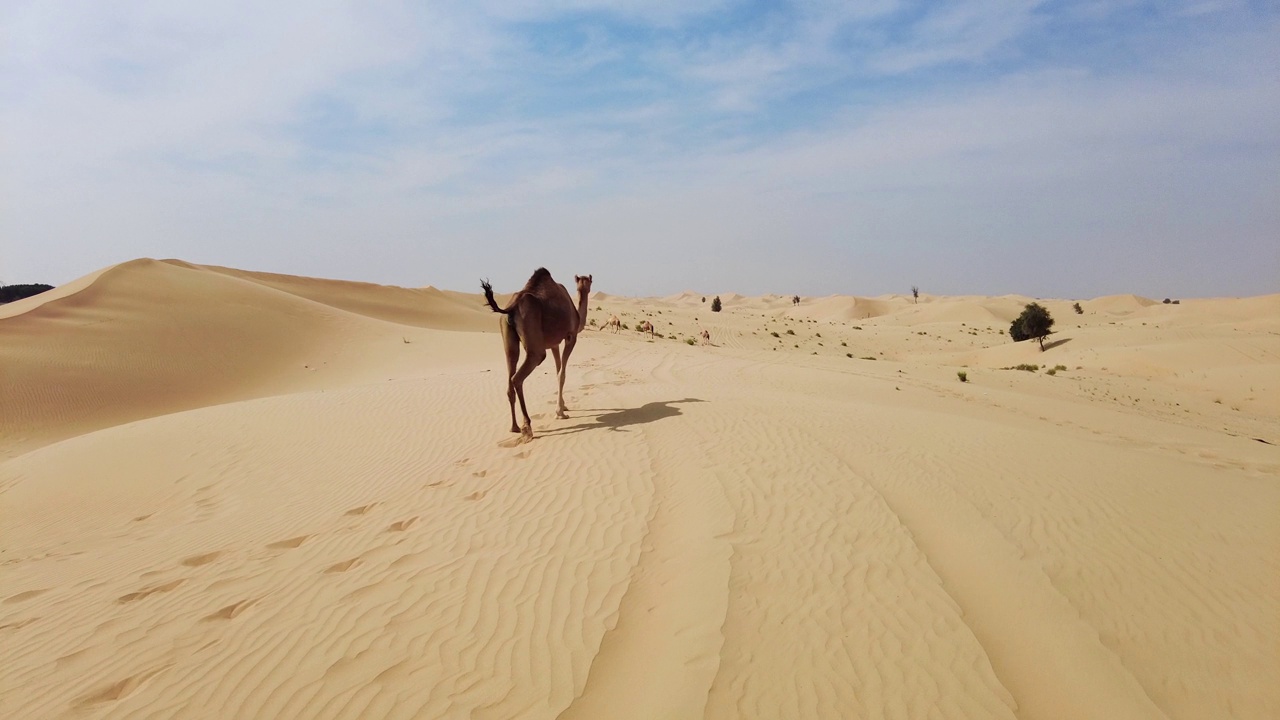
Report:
862,356,876,361
840,341,846,346
621,323,629,330
770,331,780,338
0,283,53,304
711,296,722,312
1053,365,1067,372
588,317,598,326
911,285,919,303
846,353,852,358
1009,303,1055,350
1172,300,1180,305
785,329,795,335
815,332,821,337
685,338,696,345
1046,368,1057,376
957,371,968,382
1072,302,1083,314
654,332,664,338
1163,298,1171,304
1013,364,1039,372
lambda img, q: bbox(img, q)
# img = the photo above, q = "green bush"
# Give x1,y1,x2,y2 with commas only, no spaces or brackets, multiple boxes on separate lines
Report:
1009,303,1055,350
957,370,968,382
685,338,696,345
711,296,722,312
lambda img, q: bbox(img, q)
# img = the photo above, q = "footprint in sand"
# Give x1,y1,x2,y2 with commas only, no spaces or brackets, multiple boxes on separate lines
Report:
472,470,487,478
425,481,446,488
180,551,224,568
387,518,418,532
344,503,378,516
324,558,362,574
74,665,172,707
0,617,39,631
4,588,50,604
117,579,185,604
203,599,257,621
266,535,310,550
453,458,471,467
132,513,153,523
465,491,486,501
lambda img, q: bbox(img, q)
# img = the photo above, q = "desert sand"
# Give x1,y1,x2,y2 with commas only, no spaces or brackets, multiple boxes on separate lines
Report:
2,259,1277,719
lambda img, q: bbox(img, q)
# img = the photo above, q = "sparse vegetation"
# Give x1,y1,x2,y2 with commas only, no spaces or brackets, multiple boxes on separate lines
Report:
1009,303,1055,350
770,331,780,338
1073,302,1083,314
785,329,795,335
0,283,53,304
846,353,852,358
1053,365,1067,372
711,296,722,312
1046,368,1057,376
957,370,968,382
911,285,919,304
685,338,696,345
862,356,876,361
1012,364,1039,372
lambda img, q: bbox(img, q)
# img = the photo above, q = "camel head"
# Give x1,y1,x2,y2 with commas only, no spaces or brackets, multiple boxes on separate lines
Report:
574,274,593,295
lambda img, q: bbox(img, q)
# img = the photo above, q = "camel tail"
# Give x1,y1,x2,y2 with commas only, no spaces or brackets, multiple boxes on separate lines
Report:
481,279,512,314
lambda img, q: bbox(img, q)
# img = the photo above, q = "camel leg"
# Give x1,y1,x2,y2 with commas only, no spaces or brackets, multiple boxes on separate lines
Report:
501,319,521,433
511,348,546,438
555,334,577,419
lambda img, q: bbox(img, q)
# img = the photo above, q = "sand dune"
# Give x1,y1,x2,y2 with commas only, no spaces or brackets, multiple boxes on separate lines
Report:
3,260,1278,719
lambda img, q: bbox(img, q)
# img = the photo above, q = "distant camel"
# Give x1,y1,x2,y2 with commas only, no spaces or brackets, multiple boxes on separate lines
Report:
792,295,800,306
604,315,621,333
481,268,592,439
701,328,711,345
639,320,654,338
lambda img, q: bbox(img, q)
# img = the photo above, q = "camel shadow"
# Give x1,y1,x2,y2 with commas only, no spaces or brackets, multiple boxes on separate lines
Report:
541,398,705,437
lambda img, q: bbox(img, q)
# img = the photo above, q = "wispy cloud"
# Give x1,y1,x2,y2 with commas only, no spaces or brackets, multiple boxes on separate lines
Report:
2,1,1277,297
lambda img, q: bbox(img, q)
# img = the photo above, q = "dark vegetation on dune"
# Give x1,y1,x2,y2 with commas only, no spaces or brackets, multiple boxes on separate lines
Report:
0,284,54,304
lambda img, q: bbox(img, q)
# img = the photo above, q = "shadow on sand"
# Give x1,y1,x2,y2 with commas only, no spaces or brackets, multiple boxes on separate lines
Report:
539,398,705,437
1042,337,1073,351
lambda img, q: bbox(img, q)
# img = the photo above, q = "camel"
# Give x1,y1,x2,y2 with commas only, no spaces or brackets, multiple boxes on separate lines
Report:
701,328,711,345
639,320,654,338
604,315,621,333
481,268,592,439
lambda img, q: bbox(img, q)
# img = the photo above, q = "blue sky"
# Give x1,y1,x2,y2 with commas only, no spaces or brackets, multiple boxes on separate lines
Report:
3,1,1277,298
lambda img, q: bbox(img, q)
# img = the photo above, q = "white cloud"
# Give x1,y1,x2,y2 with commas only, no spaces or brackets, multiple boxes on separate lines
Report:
2,2,1277,297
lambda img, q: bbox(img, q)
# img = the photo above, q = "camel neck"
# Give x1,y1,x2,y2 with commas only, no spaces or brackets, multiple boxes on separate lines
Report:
575,289,590,333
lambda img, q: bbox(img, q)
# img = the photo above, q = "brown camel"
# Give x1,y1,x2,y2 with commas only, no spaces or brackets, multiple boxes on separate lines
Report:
639,320,654,337
481,269,592,439
604,315,621,333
